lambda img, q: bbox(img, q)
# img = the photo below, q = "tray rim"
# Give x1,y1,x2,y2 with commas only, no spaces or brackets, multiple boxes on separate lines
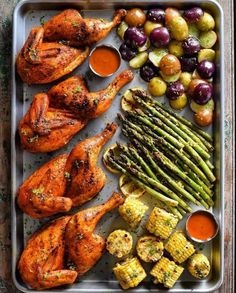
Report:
11,0,224,292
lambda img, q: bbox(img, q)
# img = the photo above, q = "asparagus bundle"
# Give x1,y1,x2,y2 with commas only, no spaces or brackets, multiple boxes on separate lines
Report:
105,89,215,215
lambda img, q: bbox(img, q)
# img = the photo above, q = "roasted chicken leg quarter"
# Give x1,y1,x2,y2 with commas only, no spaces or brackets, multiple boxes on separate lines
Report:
48,70,134,119
65,192,124,277
64,123,117,206
18,70,133,153
17,123,117,218
43,9,126,47
18,93,88,153
16,27,89,84
18,216,77,290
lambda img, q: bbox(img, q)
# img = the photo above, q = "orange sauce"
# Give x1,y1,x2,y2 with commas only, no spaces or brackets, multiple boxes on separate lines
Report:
90,46,120,76
187,211,217,241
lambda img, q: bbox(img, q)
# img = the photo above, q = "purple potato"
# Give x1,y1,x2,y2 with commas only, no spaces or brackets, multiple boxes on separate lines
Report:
180,56,197,72
183,7,204,23
193,83,213,104
182,37,201,55
197,60,216,79
119,43,137,61
140,63,158,82
146,8,165,23
124,27,147,48
150,27,170,48
166,81,185,100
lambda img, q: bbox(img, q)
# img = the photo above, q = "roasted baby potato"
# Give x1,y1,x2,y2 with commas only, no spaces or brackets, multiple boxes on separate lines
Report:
187,253,211,279
197,12,215,31
168,16,189,41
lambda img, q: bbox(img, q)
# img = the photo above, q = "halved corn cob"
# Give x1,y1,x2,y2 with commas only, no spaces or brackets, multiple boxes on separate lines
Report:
165,231,195,263
187,253,211,279
106,229,133,258
146,207,178,239
136,235,164,263
150,257,184,288
113,257,147,289
119,197,148,228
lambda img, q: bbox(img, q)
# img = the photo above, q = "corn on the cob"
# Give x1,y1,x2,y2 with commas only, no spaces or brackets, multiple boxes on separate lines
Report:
187,253,211,279
165,231,195,263
119,197,148,228
113,257,147,289
136,236,164,263
150,257,184,288
146,207,178,239
106,229,133,258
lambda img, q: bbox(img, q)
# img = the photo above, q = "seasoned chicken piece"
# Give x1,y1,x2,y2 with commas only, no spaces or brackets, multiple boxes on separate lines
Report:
17,154,71,219
18,93,87,153
65,192,124,277
19,70,133,153
64,123,117,206
16,26,89,84
17,124,116,218
48,70,134,119
43,9,126,47
18,216,77,290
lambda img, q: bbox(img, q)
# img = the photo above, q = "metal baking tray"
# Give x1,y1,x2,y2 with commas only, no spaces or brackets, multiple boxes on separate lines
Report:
11,0,224,292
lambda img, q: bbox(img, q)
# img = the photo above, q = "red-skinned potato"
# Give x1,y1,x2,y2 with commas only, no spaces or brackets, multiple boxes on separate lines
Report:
194,109,213,126
165,7,180,26
125,8,146,27
160,54,181,76
188,79,207,97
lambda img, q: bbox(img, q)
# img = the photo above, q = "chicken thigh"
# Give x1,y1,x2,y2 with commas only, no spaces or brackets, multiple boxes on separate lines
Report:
16,26,89,84
43,9,126,47
65,192,124,277
18,216,77,290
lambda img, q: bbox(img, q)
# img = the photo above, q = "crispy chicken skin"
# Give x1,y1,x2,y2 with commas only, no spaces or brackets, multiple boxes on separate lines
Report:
16,27,89,84
43,9,126,47
48,70,134,119
18,70,133,153
18,216,77,290
65,192,124,277
17,124,117,218
17,154,71,219
18,93,88,153
64,123,117,206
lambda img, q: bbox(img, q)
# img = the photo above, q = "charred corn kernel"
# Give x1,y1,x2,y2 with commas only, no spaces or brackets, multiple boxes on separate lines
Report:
119,197,148,228
113,257,147,289
187,253,211,279
146,207,178,239
150,257,184,288
136,236,164,263
106,230,133,258
165,231,195,263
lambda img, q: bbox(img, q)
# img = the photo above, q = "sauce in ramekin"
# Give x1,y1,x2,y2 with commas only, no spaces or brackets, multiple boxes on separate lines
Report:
89,45,121,77
186,210,218,242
